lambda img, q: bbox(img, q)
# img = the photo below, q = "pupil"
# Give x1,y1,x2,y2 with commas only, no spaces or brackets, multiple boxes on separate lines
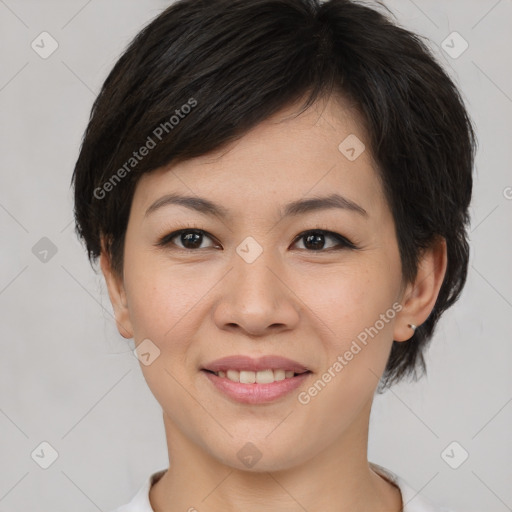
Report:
182,231,202,249
304,232,324,250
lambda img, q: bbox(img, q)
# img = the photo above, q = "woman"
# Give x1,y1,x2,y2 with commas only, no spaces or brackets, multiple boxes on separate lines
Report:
71,0,475,510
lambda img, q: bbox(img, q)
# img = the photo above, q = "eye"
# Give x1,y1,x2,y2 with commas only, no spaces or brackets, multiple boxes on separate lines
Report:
157,228,219,250
291,229,357,251
156,227,358,252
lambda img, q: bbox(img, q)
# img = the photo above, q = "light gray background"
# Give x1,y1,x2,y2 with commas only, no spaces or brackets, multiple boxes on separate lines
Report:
1,0,511,510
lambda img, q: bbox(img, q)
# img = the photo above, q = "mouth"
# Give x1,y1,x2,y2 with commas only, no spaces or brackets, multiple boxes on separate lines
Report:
201,368,312,404
202,368,312,384
200,355,312,403
202,354,310,374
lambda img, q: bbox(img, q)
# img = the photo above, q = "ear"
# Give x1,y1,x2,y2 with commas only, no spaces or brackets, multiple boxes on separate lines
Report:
99,236,134,339
393,236,448,342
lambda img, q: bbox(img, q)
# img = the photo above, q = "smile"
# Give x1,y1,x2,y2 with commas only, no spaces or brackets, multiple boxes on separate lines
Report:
201,369,312,404
205,368,309,383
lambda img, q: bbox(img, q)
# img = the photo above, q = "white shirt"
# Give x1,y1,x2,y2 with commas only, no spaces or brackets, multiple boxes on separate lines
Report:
111,462,453,511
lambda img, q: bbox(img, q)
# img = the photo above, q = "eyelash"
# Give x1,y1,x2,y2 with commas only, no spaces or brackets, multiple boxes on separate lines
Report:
155,224,359,252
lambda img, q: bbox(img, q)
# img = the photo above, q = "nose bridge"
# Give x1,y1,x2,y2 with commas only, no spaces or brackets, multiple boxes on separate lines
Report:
212,234,300,334
232,235,281,306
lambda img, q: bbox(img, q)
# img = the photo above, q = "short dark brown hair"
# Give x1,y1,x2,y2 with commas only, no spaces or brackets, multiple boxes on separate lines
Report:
71,0,476,389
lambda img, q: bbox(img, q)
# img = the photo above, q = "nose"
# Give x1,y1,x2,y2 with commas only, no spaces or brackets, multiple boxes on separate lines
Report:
212,245,301,337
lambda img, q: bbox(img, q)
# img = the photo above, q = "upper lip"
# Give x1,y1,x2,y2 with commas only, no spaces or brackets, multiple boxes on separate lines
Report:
202,355,310,373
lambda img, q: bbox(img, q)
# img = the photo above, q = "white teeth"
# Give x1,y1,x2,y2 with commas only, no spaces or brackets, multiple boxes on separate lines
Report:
215,369,304,383
239,370,256,384
273,369,286,381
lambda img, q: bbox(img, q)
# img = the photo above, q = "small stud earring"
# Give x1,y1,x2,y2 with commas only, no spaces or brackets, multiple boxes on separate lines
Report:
408,323,417,332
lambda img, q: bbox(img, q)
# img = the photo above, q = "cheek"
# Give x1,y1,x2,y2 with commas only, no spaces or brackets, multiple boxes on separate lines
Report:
305,261,396,334
296,270,398,432
122,259,211,408
123,249,204,339
303,258,399,387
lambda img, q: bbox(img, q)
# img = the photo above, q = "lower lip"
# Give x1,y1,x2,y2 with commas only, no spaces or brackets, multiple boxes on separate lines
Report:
201,370,311,404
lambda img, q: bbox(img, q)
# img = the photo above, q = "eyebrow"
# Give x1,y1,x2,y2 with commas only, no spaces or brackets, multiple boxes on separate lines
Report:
144,192,368,220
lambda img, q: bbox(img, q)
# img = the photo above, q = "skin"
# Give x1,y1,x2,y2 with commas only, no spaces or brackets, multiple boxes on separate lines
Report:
101,94,447,512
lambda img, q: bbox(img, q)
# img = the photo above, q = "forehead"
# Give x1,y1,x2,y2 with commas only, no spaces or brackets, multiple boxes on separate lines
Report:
132,95,386,222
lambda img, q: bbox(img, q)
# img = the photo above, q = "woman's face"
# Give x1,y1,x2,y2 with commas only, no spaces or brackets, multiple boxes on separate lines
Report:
104,96,413,471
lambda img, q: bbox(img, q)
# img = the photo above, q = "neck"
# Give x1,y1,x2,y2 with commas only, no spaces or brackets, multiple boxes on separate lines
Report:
149,401,402,512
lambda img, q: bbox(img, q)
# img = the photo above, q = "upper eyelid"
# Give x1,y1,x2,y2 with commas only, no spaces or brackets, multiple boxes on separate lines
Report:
159,227,355,249
291,230,356,249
